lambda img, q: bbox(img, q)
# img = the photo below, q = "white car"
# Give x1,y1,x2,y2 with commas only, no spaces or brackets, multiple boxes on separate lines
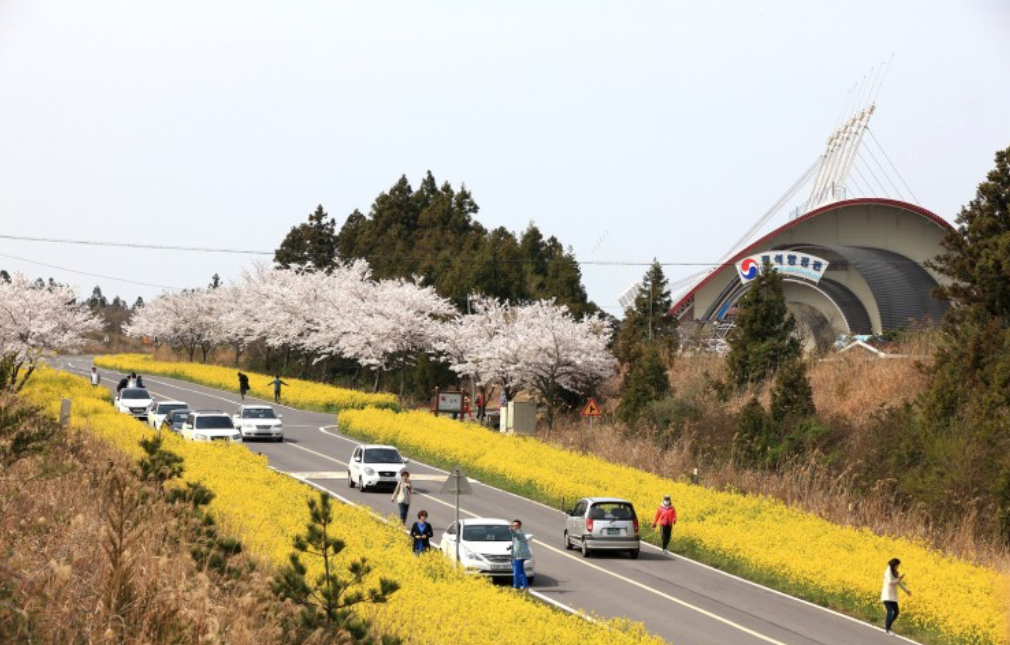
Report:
180,411,242,443
115,388,154,419
233,404,284,441
347,445,409,491
440,518,536,584
147,400,189,429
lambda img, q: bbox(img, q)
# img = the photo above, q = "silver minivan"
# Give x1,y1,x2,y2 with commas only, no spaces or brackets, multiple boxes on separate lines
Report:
564,497,640,558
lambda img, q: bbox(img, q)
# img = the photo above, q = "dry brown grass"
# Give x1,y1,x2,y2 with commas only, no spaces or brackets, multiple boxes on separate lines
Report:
0,414,356,645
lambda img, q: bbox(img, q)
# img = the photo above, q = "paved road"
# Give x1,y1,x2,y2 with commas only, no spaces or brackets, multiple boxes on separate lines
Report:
62,358,916,645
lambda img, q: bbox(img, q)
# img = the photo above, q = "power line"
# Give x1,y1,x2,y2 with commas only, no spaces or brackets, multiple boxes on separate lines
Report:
0,251,182,290
0,232,933,268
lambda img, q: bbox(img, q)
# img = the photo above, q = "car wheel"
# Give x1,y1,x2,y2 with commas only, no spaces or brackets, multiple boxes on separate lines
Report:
629,548,640,559
274,436,283,443
581,538,590,558
348,472,355,488
527,576,535,586
564,531,573,550
358,477,367,492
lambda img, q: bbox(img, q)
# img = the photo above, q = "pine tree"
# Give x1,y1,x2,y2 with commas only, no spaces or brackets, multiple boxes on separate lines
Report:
725,261,800,387
734,397,771,467
616,345,671,424
769,359,816,423
616,262,678,367
273,492,399,641
275,205,339,271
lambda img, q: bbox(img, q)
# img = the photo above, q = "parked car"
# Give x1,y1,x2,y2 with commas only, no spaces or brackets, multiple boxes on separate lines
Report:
180,410,241,442
115,388,154,420
347,445,409,491
233,404,283,441
147,400,189,429
440,518,535,584
563,497,640,558
163,408,192,433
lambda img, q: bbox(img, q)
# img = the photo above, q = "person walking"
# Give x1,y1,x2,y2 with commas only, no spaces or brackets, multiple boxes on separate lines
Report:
881,558,911,634
508,519,532,591
391,471,412,524
90,367,101,387
410,510,433,555
475,392,485,422
652,495,678,554
237,372,250,400
268,376,288,404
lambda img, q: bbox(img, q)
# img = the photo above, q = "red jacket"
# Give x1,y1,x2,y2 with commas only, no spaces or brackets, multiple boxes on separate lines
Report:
653,505,677,527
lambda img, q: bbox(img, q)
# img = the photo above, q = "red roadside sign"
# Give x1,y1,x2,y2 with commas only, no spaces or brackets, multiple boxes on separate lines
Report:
581,398,602,417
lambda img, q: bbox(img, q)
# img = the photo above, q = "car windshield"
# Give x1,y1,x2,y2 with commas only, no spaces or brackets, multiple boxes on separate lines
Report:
169,410,191,421
242,408,277,419
121,389,150,400
195,416,234,430
363,448,402,464
158,403,187,414
462,525,512,542
589,502,637,521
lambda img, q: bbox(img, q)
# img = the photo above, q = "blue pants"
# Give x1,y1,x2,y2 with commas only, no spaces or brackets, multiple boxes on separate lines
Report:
398,503,410,523
884,601,899,631
512,559,528,589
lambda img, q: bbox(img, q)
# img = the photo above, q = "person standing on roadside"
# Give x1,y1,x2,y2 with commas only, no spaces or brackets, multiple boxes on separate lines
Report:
881,558,911,634
127,372,138,388
136,374,145,388
238,372,250,400
391,471,412,524
268,376,288,404
410,510,433,555
90,367,101,387
116,377,128,394
652,495,677,554
508,519,532,591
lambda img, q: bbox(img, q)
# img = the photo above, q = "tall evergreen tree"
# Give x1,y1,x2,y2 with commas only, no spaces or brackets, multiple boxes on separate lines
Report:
616,345,671,425
918,144,1010,541
275,205,339,270
725,261,800,387
769,359,816,423
616,262,678,367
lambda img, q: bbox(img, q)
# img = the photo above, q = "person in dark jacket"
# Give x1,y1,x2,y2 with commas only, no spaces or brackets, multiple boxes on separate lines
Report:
116,377,128,394
135,374,145,388
410,510,433,555
238,372,250,400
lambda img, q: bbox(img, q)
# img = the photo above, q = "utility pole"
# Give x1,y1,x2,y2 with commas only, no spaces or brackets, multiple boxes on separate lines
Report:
648,273,654,342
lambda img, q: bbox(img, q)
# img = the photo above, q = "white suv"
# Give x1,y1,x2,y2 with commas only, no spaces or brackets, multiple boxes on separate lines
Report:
115,388,154,419
181,411,242,443
233,404,283,441
347,445,409,491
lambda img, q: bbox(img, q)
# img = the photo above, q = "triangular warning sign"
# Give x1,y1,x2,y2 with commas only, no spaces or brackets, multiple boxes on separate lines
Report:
581,398,602,417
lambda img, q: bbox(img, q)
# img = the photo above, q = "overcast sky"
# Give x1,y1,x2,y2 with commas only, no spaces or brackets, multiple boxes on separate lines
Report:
1,0,1008,312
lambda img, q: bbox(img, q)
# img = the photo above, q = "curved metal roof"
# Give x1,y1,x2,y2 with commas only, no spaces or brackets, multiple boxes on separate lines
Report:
671,198,952,313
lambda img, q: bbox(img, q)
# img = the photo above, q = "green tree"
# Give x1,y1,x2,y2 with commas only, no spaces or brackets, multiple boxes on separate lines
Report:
769,359,816,423
275,205,339,271
273,491,399,642
616,345,671,425
734,397,772,467
917,144,1010,541
616,262,678,367
137,434,184,486
725,261,800,387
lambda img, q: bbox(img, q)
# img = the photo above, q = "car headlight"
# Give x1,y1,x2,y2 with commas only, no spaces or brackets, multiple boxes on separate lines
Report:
364,467,375,476
460,545,481,561
231,433,241,441
194,432,208,440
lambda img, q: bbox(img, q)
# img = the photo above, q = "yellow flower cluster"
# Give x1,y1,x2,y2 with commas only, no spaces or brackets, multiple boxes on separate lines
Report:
94,354,399,413
339,408,1010,645
21,370,666,645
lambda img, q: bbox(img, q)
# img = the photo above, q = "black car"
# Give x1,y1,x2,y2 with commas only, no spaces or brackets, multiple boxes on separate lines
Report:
163,409,192,433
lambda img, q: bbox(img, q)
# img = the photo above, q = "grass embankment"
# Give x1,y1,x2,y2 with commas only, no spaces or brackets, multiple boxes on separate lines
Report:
0,397,300,643
339,408,1010,645
21,369,667,645
94,354,399,413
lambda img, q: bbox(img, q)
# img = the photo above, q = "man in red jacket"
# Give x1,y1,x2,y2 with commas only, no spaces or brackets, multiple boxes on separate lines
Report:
652,495,677,554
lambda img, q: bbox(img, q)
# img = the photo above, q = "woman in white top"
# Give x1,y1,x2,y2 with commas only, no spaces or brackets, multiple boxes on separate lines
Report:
881,557,911,634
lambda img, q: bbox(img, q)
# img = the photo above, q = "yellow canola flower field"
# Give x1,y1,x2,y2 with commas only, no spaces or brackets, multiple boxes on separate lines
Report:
95,354,399,413
339,408,1010,645
21,370,666,645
